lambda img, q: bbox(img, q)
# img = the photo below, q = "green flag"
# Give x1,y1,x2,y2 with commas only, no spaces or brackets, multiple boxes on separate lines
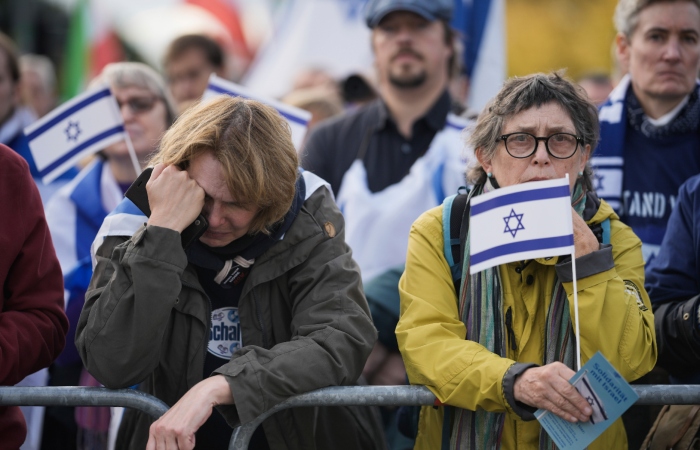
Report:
60,0,89,101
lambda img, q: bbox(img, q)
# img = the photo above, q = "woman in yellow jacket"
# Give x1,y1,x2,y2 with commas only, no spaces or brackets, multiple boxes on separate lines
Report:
396,73,657,450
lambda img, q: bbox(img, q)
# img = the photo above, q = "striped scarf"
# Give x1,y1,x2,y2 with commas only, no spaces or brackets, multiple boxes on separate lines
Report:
449,179,586,450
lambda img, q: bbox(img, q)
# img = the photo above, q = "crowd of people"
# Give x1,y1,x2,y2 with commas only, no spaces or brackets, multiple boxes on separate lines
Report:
2,0,700,449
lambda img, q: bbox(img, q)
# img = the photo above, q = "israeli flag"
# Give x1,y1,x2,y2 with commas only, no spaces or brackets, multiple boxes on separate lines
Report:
24,86,125,184
90,198,147,270
469,177,574,274
203,74,311,151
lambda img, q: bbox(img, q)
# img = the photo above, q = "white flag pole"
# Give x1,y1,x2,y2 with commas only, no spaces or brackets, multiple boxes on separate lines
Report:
567,173,582,371
123,131,142,178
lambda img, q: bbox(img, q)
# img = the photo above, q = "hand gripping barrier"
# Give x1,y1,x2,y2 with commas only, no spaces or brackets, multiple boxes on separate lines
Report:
228,384,700,450
2,384,700,450
0,386,169,419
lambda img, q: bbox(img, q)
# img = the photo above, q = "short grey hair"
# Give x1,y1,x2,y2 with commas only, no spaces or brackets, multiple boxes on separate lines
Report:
467,72,598,187
614,0,700,37
90,62,177,126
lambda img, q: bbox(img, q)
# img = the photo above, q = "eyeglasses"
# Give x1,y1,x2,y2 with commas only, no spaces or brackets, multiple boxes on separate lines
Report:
498,132,582,160
116,96,159,115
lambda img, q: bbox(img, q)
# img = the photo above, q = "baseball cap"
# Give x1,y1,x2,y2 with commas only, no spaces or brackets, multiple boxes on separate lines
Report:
365,0,453,28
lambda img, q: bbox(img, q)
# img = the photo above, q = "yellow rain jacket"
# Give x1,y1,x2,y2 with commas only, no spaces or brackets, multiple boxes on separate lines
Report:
397,199,656,450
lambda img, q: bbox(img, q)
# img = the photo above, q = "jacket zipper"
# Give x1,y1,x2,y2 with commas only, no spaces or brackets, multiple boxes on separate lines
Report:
182,279,212,385
252,289,269,349
505,307,518,352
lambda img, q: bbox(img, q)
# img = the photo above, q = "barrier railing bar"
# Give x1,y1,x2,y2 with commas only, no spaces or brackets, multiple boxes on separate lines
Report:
0,387,169,419
229,384,700,450
230,386,435,450
1,384,698,449
634,384,700,405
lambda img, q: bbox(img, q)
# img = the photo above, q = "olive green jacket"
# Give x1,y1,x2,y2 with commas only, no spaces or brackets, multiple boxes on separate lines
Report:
76,187,381,449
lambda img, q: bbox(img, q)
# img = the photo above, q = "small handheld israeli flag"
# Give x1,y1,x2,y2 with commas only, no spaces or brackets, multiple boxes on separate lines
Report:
203,74,311,150
469,177,574,274
24,85,125,184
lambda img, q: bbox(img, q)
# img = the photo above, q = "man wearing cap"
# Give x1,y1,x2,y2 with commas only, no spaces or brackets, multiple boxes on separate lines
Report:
302,0,467,446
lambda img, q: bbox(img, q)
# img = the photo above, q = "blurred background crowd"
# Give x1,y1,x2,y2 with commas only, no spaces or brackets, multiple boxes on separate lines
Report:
0,1,644,450
1,0,620,123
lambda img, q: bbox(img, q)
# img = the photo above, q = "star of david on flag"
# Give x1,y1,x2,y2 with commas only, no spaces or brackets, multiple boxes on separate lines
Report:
503,208,525,237
24,85,125,183
203,74,311,151
469,177,574,274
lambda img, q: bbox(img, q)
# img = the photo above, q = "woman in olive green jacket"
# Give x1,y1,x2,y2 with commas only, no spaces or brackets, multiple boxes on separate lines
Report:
76,97,382,450
397,73,657,450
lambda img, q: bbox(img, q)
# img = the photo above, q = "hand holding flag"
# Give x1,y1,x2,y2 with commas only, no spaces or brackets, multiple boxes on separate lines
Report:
469,177,575,274
469,176,585,369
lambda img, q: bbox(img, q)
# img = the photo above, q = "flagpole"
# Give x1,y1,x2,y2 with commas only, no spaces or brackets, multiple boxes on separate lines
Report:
123,131,142,178
567,173,582,371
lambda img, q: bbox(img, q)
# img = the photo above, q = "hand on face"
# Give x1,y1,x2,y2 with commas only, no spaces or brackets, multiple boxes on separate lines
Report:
514,362,592,423
145,375,233,450
146,163,205,233
571,207,600,258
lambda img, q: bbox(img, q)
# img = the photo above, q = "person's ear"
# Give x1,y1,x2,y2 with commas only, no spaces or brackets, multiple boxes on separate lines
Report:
579,144,591,173
616,32,631,69
476,147,493,175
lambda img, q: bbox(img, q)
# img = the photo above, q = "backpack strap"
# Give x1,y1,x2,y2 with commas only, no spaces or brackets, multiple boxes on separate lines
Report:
601,217,611,245
442,191,471,293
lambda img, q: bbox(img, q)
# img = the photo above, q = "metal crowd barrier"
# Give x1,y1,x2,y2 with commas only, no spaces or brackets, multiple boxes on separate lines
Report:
2,384,700,450
0,386,169,419
228,384,700,450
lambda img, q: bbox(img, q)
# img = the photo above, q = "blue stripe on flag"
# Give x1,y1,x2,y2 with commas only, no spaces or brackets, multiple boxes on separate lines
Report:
471,185,570,216
470,234,574,266
207,84,308,126
592,165,622,170
37,125,125,178
446,120,465,131
27,88,112,141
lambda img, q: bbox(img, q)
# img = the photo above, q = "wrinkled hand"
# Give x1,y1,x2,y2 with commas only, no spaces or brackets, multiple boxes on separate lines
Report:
146,163,205,233
571,207,599,258
514,362,592,423
146,375,233,450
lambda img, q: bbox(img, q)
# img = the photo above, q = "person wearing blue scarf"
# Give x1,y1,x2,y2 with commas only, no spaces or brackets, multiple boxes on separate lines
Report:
591,0,700,264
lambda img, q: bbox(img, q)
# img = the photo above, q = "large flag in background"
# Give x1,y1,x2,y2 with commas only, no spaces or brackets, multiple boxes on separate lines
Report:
203,74,311,151
60,0,124,101
25,86,125,184
452,0,506,112
242,0,373,100
469,178,574,274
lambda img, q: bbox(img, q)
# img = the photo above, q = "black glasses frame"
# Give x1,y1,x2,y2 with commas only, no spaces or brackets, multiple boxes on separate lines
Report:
498,132,582,160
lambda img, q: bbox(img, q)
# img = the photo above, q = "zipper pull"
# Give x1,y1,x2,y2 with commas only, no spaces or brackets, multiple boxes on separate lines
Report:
505,307,518,351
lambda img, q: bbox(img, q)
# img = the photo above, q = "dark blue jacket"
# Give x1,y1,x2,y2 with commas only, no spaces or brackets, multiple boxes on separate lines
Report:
646,173,700,383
